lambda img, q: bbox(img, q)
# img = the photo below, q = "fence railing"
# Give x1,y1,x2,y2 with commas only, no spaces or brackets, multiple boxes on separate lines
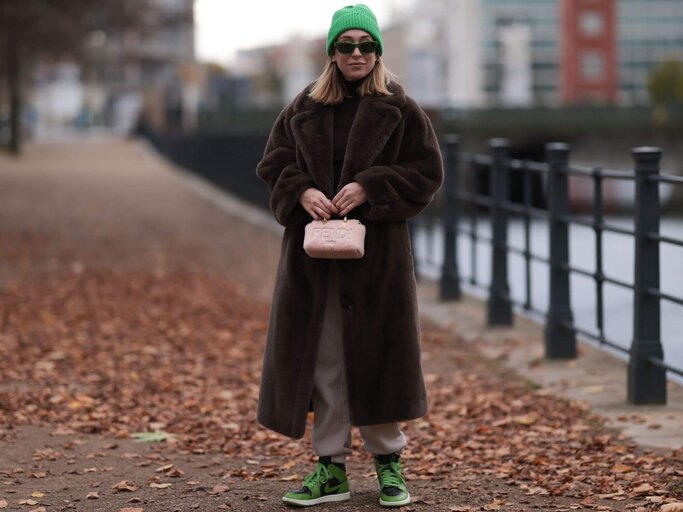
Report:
142,130,271,209
416,135,683,405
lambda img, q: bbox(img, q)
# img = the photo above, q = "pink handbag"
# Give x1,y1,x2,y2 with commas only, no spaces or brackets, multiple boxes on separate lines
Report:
303,217,366,259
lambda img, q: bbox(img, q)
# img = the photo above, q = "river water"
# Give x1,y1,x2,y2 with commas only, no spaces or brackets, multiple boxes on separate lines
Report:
412,217,683,379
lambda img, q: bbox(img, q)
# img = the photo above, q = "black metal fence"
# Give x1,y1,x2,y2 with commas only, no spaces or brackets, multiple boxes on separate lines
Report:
144,128,682,405
142,130,270,209
415,135,683,405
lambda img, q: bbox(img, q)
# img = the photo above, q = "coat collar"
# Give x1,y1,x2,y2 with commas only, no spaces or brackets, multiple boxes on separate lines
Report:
290,82,406,197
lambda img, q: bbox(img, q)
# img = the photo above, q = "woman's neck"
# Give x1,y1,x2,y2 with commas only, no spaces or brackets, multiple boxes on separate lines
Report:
342,77,364,96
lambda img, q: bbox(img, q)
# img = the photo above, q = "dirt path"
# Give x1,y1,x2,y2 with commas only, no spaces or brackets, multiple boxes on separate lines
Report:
1,139,681,512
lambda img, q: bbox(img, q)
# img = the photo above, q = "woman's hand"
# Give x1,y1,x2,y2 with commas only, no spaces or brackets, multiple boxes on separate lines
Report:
299,188,338,220
332,182,367,217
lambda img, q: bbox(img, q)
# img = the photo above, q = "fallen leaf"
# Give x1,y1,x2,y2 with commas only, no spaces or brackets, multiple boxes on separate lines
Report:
18,499,39,505
0,500,7,509
597,490,625,499
661,504,683,512
86,492,100,499
112,480,140,492
119,508,144,512
514,415,536,426
484,499,504,510
32,448,61,461
30,492,45,498
29,508,46,512
131,431,176,442
149,483,172,489
279,474,301,481
632,483,654,495
208,484,230,494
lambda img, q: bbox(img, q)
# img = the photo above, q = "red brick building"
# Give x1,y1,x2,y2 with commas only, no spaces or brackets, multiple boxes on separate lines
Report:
561,0,618,104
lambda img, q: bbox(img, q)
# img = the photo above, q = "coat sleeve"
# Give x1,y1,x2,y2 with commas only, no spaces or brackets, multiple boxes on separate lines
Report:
353,99,444,222
256,108,316,227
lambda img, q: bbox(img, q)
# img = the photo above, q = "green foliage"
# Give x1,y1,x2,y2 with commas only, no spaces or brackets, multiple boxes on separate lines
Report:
205,62,229,78
647,59,683,104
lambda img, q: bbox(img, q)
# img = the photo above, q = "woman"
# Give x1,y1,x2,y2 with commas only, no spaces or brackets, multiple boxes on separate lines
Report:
256,4,443,508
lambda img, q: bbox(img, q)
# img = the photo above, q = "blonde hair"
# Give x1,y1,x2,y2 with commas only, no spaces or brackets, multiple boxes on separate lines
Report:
308,58,395,105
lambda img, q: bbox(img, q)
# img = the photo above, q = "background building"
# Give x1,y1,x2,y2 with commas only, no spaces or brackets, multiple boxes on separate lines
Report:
405,0,485,108
617,0,683,104
478,0,562,107
30,0,198,136
406,0,683,108
561,0,617,104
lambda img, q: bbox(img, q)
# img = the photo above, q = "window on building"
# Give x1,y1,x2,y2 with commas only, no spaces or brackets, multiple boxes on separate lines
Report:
581,51,604,80
580,11,604,37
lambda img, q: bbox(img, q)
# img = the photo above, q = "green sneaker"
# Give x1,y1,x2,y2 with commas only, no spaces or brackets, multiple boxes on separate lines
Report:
374,453,411,507
282,457,351,507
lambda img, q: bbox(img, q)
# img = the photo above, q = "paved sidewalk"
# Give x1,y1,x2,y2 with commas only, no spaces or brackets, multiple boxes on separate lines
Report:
0,137,282,300
417,287,683,451
1,138,682,512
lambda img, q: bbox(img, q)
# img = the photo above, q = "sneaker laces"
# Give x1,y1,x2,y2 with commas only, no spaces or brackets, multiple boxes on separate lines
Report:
302,462,330,490
378,462,403,489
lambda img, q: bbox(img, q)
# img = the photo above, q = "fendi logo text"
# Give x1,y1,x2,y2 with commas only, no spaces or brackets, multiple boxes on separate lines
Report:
313,227,350,243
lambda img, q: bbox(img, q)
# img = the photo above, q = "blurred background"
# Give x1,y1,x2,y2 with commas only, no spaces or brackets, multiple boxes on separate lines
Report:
1,0,682,204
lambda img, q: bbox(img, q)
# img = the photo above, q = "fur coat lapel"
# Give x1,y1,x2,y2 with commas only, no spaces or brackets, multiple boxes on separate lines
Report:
290,106,334,197
290,85,405,197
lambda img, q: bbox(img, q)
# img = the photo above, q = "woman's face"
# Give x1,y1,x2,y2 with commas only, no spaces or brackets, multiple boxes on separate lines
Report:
333,29,378,81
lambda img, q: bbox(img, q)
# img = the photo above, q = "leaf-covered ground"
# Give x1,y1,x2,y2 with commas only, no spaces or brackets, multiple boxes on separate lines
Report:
0,140,682,511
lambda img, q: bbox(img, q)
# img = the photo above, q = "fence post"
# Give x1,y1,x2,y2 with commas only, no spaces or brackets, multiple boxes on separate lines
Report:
628,147,666,404
487,138,512,326
440,134,461,300
544,142,577,358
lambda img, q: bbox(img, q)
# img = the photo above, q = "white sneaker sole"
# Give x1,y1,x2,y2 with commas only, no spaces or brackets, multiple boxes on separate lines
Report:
379,494,411,507
282,491,351,507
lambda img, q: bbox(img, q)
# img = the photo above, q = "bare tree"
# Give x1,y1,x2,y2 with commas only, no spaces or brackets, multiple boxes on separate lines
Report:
0,0,155,154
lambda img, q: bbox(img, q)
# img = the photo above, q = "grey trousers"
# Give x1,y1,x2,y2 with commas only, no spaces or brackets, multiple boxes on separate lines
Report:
312,263,407,464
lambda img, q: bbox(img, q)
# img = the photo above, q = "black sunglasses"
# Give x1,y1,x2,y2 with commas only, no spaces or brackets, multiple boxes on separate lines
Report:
333,40,378,55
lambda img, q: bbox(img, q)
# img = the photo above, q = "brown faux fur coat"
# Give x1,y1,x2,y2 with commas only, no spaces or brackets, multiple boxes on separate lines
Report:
255,81,444,439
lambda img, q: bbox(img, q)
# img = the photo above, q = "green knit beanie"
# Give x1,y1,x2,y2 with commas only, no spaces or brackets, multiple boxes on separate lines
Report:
326,4,383,56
